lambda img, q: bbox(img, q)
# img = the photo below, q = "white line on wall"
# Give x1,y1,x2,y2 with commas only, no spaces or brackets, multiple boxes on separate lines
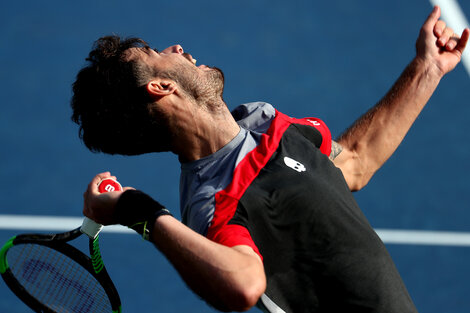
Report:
1,215,470,246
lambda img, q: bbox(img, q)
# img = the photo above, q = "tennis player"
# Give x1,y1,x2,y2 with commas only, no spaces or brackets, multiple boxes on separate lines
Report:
73,6,468,313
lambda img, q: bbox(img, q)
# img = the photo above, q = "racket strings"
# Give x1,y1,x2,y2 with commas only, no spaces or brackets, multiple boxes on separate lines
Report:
7,243,112,313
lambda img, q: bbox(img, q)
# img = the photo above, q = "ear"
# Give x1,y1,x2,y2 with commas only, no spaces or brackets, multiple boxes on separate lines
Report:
146,80,177,98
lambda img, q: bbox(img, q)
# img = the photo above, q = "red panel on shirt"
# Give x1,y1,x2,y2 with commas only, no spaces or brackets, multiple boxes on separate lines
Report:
207,110,332,260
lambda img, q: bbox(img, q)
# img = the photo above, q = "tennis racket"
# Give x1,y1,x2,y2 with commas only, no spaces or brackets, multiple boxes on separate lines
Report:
0,178,123,313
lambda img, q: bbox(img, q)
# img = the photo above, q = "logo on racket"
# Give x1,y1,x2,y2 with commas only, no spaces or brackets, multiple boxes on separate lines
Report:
103,184,116,192
98,179,122,193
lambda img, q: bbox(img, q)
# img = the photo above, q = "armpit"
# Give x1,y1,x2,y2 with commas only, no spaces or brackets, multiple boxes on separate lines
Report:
329,140,343,161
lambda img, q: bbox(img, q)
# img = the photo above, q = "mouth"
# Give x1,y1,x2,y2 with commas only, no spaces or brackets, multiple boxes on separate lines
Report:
183,52,197,66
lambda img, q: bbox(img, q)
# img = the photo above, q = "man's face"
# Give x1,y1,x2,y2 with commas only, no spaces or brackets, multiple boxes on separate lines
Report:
128,44,224,101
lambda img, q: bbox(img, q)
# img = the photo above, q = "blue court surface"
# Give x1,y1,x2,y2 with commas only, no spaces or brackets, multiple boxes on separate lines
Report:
1,0,469,312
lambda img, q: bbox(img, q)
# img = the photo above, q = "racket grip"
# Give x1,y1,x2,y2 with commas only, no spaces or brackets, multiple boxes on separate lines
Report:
80,178,122,239
81,217,103,239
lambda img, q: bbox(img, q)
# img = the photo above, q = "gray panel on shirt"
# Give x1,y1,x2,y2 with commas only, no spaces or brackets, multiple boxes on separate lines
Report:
179,102,276,235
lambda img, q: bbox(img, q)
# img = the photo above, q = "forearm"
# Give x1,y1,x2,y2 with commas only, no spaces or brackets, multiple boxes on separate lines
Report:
336,58,442,190
84,177,266,311
335,6,468,191
150,215,266,311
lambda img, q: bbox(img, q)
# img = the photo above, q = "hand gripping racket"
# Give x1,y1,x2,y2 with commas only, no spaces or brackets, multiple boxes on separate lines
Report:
0,178,123,313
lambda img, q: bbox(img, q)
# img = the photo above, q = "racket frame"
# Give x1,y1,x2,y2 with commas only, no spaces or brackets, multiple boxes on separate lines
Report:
0,227,121,313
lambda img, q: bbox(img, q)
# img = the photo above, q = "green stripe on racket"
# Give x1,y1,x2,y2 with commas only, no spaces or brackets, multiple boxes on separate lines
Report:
0,178,122,313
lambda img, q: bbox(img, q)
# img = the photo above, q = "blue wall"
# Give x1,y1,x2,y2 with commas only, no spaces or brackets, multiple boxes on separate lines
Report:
1,1,469,312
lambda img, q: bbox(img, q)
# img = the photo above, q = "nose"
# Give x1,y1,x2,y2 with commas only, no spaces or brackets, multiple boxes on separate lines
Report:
161,45,184,54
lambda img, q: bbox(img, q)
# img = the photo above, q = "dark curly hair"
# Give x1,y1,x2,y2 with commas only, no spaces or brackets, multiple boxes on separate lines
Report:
71,35,171,155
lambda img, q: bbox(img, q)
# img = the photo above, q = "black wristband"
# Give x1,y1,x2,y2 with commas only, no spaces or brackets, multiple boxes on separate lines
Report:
115,190,172,240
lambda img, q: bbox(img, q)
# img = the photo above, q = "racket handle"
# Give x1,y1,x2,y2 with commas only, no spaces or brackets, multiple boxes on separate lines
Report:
81,217,103,239
80,178,123,239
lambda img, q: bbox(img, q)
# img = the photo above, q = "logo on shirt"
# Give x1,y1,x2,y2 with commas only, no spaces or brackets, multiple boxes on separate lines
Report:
284,157,306,173
306,119,321,127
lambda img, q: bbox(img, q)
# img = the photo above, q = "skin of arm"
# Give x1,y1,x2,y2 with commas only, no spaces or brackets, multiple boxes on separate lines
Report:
332,6,469,191
150,216,266,312
83,172,266,312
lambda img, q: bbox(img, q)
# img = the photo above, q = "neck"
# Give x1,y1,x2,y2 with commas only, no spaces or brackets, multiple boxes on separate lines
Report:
170,98,240,162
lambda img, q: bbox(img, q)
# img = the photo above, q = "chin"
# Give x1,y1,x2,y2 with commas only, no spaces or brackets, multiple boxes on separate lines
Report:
210,66,225,93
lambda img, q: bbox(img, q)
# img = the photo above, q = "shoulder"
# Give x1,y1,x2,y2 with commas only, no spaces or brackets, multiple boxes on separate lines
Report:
231,102,276,133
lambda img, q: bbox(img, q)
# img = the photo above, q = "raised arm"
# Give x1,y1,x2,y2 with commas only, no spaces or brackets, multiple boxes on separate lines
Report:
83,172,266,312
333,6,469,191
